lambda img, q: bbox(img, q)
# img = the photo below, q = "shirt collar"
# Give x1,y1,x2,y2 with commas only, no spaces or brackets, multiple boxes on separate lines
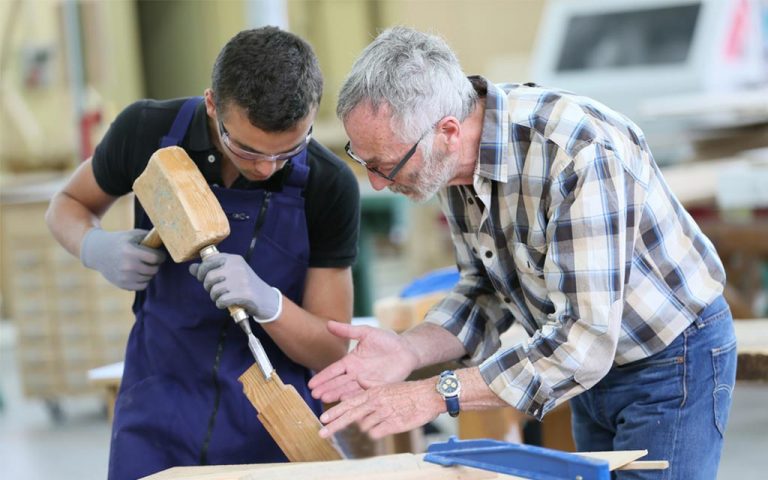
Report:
472,76,511,183
187,101,216,152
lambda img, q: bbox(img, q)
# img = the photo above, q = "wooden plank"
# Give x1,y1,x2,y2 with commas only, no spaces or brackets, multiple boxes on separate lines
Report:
575,450,647,470
143,450,666,480
619,460,670,471
141,464,258,480
241,454,502,480
239,364,342,462
140,454,499,480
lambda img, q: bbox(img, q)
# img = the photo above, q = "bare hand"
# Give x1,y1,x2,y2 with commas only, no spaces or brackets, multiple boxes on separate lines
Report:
308,321,419,403
318,379,443,439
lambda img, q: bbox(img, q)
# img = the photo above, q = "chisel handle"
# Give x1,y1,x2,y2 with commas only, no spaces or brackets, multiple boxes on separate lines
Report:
198,245,248,321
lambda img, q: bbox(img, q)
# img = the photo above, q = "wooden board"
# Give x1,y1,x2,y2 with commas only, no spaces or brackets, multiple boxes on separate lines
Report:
576,450,647,470
239,364,342,462
142,451,665,480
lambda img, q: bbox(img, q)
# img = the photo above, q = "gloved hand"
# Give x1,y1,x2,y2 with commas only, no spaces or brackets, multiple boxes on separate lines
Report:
80,228,167,291
189,253,282,322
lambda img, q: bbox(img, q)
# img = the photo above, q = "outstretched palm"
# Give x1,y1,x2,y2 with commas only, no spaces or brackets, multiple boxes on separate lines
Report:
309,321,419,403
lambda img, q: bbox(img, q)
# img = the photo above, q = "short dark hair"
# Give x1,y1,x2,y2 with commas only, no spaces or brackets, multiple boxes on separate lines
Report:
212,26,323,131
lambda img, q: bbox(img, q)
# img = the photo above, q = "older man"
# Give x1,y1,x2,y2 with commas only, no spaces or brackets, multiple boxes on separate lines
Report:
309,26,736,480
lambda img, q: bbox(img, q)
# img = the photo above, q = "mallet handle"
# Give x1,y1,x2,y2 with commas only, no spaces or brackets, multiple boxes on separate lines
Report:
141,228,163,249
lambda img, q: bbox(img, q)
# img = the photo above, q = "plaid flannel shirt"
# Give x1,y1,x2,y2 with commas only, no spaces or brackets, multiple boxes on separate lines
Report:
426,77,725,419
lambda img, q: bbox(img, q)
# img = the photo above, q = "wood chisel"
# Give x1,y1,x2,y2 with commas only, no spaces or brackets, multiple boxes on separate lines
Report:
199,245,274,379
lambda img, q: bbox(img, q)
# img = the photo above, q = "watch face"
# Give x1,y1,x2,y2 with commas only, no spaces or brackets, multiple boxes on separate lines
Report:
438,375,460,396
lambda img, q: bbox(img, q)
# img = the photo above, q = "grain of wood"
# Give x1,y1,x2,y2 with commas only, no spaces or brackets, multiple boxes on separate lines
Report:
239,364,342,462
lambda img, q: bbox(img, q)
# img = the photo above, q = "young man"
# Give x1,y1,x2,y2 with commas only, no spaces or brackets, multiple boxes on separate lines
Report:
309,26,736,479
46,27,359,479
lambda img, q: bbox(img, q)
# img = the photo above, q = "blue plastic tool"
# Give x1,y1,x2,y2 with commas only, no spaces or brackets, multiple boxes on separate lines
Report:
425,437,610,480
399,266,459,298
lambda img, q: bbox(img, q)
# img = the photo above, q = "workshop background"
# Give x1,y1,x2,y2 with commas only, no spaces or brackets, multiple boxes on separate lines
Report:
1,0,766,478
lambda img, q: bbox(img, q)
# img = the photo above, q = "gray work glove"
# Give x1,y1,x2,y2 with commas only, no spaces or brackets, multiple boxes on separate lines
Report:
189,253,282,322
80,228,167,291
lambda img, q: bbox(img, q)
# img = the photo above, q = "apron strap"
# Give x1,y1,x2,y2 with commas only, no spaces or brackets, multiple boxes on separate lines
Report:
282,148,310,197
160,96,203,147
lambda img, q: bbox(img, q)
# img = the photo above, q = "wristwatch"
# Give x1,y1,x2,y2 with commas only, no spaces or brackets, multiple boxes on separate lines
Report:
436,370,461,417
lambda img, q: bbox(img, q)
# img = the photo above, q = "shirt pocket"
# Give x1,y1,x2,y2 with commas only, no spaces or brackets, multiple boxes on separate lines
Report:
512,241,545,277
509,242,550,308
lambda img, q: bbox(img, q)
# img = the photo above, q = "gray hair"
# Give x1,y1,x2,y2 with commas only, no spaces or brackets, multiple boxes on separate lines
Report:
337,26,477,145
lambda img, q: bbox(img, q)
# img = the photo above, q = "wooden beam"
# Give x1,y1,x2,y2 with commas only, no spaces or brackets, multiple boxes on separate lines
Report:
238,364,342,462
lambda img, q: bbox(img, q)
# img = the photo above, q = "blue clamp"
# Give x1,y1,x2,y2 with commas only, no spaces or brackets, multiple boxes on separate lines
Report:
425,437,610,480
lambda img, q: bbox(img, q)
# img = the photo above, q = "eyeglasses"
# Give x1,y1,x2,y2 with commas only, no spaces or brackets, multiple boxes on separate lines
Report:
218,120,312,162
344,129,430,181
345,135,424,182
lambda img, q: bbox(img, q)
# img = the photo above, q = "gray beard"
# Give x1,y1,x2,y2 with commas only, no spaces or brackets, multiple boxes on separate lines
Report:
389,147,457,202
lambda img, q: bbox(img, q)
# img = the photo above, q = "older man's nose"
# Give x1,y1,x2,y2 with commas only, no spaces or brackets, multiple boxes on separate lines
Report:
367,171,392,190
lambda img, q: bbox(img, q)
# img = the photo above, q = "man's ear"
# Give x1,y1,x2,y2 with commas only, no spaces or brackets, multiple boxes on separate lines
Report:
437,116,462,152
204,88,217,118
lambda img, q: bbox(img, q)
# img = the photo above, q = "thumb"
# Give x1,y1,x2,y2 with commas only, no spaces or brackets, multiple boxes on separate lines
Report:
189,262,200,277
326,320,369,341
127,228,151,244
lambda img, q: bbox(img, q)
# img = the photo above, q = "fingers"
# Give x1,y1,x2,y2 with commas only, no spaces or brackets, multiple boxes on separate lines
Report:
357,405,390,434
326,320,370,341
135,246,167,265
368,421,398,440
308,359,348,391
311,373,363,403
128,229,167,265
337,382,366,401
194,255,227,283
204,272,227,293
318,393,370,439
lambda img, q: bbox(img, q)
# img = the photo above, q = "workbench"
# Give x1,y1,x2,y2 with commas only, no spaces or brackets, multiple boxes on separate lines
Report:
140,443,667,480
734,319,768,382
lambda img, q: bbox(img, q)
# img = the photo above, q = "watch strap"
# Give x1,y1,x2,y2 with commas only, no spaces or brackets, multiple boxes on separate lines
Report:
445,394,460,417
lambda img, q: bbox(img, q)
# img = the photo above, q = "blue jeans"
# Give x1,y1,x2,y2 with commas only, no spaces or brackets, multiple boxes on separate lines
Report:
570,296,737,479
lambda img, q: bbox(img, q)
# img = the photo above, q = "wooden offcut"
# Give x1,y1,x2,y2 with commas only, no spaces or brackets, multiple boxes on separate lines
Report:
132,146,230,262
239,363,342,462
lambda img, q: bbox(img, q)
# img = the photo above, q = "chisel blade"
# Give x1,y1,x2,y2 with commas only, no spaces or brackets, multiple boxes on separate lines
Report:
246,332,274,380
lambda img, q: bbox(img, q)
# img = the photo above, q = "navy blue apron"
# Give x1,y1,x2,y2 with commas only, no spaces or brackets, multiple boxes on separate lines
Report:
108,97,318,480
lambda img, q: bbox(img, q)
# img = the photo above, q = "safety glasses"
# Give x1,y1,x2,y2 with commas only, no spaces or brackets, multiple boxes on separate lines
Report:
218,120,312,162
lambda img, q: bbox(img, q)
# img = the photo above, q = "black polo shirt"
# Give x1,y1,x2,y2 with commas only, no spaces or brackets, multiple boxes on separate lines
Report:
92,98,359,268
